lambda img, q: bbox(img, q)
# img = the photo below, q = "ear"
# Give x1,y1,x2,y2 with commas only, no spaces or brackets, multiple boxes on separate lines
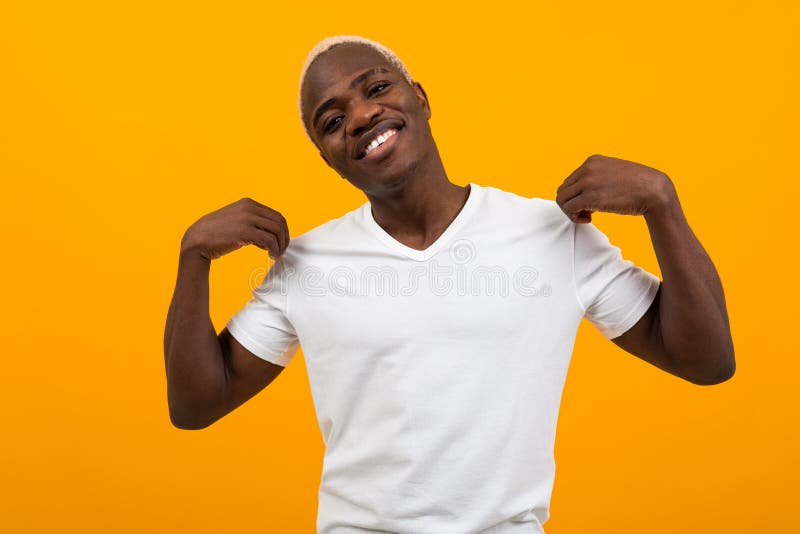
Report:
413,81,431,119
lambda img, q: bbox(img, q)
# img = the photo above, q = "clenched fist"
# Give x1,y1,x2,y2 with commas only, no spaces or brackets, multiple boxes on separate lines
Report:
180,197,290,261
555,154,676,223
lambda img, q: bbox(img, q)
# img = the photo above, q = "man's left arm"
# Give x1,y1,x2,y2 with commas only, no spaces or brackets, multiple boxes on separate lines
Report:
556,154,735,385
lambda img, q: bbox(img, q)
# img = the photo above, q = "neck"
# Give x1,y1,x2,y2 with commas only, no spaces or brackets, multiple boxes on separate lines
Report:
365,146,470,251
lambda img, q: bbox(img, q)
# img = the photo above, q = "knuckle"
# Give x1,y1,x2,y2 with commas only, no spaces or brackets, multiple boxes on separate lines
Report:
585,154,601,166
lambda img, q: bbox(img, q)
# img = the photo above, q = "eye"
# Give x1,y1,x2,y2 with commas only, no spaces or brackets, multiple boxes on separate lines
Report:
368,82,391,97
323,115,343,134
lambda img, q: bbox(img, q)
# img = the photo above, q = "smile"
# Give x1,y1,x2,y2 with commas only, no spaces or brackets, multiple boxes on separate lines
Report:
355,120,404,160
363,128,397,157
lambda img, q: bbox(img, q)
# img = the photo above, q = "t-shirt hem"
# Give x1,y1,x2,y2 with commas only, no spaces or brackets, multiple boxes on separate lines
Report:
598,273,661,339
225,318,293,367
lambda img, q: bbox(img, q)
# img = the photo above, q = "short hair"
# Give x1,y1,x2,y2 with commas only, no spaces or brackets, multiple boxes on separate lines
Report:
298,35,415,141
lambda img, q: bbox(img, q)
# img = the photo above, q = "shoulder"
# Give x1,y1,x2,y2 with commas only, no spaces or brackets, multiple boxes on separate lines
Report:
278,202,368,266
475,183,572,232
293,204,364,243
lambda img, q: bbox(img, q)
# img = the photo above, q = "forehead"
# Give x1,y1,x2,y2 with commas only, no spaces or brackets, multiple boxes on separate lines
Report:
301,44,396,117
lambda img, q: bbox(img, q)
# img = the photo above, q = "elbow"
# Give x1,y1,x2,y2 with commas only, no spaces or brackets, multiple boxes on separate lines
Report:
683,350,736,386
166,375,227,430
687,366,735,386
168,399,219,430
170,412,214,430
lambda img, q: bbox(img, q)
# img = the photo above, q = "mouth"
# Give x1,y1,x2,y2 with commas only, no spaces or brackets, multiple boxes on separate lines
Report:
354,120,404,161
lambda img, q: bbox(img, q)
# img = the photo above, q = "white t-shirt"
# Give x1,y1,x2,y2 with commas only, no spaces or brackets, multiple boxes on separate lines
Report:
226,182,661,534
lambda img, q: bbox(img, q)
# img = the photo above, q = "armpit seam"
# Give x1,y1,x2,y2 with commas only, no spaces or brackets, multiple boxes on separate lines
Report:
571,222,588,314
283,259,292,331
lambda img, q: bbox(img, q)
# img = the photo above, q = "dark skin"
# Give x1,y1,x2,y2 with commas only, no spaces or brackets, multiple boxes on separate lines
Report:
555,155,735,385
300,44,470,250
164,43,734,430
302,44,734,385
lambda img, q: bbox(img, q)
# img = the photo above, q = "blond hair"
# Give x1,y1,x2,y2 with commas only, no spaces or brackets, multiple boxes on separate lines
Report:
298,35,414,140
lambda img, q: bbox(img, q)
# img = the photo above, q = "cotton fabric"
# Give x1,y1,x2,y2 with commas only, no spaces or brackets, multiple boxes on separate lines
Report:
227,182,661,533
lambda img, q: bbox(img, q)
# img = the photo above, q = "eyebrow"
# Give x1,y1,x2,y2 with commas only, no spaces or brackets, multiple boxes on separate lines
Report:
311,67,391,129
348,67,390,90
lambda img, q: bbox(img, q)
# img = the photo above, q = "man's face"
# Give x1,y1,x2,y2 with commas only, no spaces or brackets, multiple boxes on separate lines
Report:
301,44,433,196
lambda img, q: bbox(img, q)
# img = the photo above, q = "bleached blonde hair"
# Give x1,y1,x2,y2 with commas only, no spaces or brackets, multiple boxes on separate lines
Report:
298,35,415,141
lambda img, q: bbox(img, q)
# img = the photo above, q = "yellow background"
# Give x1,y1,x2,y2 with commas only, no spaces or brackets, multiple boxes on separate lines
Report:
1,1,797,532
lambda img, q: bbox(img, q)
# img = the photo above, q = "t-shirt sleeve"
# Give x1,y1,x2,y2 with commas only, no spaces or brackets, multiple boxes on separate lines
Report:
572,221,661,339
225,257,300,367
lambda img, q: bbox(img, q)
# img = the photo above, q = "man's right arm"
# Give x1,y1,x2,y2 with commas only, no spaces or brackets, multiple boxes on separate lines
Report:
163,198,290,430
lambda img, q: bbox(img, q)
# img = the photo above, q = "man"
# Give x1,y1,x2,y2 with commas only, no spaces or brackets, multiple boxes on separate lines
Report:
164,35,735,533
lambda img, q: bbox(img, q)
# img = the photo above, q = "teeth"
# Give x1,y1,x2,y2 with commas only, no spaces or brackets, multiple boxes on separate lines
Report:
363,128,397,156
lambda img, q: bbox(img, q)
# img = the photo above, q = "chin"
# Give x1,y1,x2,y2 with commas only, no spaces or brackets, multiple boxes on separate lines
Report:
345,158,420,197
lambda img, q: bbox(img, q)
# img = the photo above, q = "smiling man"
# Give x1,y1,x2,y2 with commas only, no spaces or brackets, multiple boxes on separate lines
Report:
164,35,735,533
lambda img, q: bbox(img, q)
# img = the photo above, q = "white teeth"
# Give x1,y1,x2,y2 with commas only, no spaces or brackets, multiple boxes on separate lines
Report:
363,128,397,156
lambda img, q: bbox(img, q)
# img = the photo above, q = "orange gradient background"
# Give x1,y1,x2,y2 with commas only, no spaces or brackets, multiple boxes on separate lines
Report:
1,1,797,532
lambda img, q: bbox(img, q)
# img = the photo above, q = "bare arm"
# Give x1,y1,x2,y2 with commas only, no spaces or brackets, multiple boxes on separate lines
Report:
557,155,735,385
163,198,290,429
612,195,735,385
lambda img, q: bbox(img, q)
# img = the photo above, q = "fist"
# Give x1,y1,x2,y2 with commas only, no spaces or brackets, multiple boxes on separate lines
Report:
181,197,290,261
555,154,675,223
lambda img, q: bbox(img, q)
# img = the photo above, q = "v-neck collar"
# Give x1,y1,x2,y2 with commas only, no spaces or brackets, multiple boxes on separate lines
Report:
359,182,482,261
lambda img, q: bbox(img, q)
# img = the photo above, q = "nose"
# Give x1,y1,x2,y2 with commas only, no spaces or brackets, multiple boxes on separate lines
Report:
347,98,383,137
